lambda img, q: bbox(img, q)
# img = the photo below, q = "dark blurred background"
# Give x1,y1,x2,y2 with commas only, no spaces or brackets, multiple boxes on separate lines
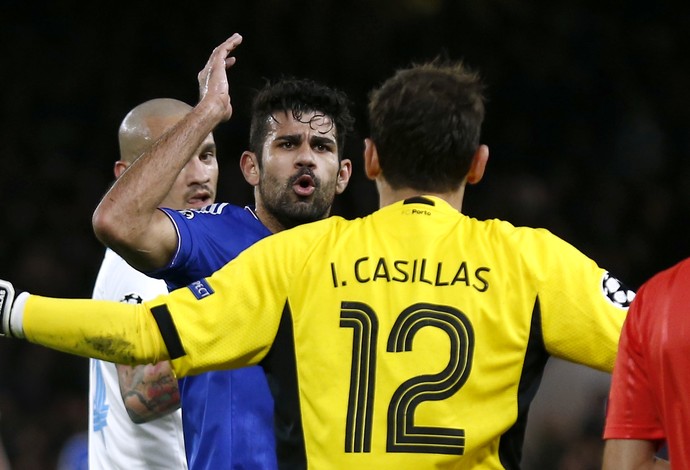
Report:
0,0,688,468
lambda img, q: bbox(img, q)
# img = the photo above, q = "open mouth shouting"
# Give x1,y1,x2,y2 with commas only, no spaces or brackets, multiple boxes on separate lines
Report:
292,173,316,197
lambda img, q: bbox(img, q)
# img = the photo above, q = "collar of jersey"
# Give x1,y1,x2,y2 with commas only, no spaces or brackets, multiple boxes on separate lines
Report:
396,195,455,211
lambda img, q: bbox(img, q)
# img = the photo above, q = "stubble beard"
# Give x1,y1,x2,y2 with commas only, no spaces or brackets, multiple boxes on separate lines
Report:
258,170,336,230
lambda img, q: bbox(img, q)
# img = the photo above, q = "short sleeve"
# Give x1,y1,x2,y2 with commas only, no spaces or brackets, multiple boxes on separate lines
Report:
603,285,665,441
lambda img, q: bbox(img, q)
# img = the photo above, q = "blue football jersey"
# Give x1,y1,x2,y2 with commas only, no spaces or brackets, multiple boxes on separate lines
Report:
152,203,276,470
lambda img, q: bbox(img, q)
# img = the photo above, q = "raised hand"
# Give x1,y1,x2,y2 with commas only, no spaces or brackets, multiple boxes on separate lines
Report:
197,33,243,123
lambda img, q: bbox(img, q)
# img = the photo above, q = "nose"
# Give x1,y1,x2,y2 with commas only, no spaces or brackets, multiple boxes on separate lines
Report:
185,156,213,184
295,143,317,168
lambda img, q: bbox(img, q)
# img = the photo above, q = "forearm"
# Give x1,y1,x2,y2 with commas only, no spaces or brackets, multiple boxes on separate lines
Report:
92,35,239,251
20,294,168,365
92,34,241,271
603,439,669,470
1,249,276,379
116,361,180,423
92,103,223,250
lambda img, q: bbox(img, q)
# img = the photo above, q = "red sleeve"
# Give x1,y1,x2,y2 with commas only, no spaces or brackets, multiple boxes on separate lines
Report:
603,284,665,441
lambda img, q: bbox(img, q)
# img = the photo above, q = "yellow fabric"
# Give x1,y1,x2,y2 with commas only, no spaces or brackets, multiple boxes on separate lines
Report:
23,295,167,364
22,196,628,468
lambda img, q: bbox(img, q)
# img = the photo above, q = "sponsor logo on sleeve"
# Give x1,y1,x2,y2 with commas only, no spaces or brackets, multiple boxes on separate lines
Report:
601,272,635,309
188,279,215,300
179,209,196,220
178,203,228,220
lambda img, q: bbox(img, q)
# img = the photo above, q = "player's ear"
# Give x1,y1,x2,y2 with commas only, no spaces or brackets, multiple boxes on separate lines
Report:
466,145,489,185
335,158,352,194
364,138,381,181
114,161,129,179
240,151,260,186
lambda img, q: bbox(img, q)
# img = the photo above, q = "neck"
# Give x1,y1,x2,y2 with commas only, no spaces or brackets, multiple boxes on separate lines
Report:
253,206,285,234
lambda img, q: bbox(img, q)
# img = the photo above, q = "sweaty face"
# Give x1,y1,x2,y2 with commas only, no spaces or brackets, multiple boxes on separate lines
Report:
160,132,218,210
257,110,342,229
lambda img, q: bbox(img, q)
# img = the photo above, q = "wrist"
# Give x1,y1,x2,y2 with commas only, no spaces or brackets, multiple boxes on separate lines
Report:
194,96,230,124
9,292,29,338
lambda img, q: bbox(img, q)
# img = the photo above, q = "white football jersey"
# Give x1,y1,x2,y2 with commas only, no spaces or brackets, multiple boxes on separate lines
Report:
89,249,187,469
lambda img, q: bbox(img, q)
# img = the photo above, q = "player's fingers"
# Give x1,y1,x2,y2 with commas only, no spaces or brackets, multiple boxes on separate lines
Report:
202,33,241,72
220,37,242,70
198,33,242,95
215,33,243,59
225,56,237,68
224,33,243,50
200,34,241,77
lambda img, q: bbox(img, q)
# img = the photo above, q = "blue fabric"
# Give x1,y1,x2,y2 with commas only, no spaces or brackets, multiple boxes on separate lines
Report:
152,203,276,470
57,432,89,470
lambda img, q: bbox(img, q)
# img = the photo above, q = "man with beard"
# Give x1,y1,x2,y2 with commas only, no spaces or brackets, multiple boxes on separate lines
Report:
90,34,353,469
0,34,635,469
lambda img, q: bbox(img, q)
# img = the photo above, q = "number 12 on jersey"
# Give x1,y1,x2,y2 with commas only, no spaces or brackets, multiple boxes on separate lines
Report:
340,301,475,455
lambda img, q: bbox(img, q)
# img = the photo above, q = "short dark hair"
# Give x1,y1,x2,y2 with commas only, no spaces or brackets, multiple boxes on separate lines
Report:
368,60,485,192
249,78,354,162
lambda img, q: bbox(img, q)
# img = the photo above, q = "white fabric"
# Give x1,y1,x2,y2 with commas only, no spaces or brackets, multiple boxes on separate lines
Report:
88,249,187,469
9,291,29,338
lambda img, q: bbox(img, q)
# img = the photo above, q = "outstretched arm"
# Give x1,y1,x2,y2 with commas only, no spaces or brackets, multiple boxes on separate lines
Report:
603,439,670,470
0,228,287,377
92,33,243,272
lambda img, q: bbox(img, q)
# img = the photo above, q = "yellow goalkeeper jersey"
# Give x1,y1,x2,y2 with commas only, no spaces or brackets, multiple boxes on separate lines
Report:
24,196,632,469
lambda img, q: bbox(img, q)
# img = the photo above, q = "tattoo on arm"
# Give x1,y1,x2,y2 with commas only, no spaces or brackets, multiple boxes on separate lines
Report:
116,361,181,424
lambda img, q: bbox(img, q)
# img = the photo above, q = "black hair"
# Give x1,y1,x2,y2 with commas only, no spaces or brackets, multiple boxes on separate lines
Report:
368,60,486,192
249,78,354,162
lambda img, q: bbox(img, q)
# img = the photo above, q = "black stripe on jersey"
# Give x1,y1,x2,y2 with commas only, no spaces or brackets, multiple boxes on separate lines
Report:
260,301,307,470
340,302,379,453
386,303,473,455
403,196,435,206
498,297,549,469
150,304,186,359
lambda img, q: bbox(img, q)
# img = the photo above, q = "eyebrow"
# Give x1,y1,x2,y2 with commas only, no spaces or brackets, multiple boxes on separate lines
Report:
275,134,336,145
310,135,336,147
275,134,303,144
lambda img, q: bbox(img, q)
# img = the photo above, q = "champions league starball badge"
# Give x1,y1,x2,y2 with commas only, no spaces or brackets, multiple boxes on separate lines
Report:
601,272,635,309
120,292,144,304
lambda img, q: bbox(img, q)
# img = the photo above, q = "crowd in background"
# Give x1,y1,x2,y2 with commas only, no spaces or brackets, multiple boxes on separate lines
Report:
1,0,688,467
